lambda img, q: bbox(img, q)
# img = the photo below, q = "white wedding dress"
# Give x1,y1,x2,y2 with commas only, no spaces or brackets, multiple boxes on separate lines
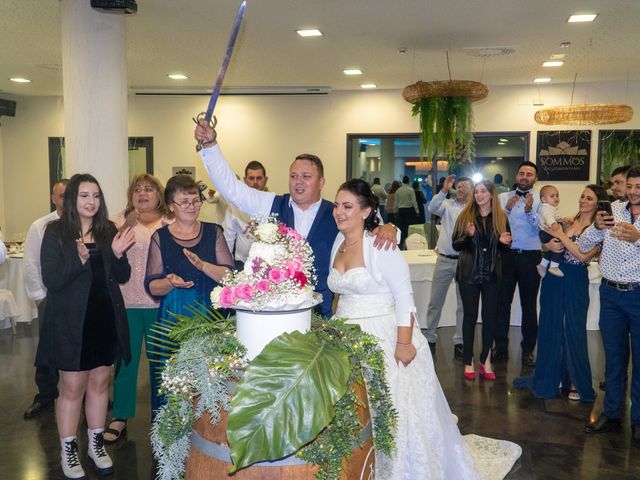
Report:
329,234,521,480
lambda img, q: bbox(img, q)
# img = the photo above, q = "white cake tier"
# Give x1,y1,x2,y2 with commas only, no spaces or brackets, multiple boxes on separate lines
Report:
236,308,312,360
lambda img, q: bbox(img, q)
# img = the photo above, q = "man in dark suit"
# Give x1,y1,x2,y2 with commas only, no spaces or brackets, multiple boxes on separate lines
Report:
194,122,397,317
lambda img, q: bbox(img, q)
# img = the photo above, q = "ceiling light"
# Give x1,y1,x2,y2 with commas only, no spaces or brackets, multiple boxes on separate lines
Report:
167,74,188,80
534,77,552,83
560,42,571,48
568,14,598,23
361,84,377,89
10,77,31,83
499,138,509,142
543,61,564,67
343,69,362,75
471,173,483,183
296,29,323,37
549,54,565,60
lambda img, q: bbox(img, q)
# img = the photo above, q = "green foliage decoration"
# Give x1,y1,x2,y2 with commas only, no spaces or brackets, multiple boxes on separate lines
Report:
150,309,397,480
600,130,640,180
227,331,351,471
411,96,475,170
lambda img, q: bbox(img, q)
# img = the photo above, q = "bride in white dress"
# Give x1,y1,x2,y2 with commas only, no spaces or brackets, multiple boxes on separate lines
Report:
328,179,521,480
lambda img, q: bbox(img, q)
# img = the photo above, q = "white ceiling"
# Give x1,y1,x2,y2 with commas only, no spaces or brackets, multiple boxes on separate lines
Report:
1,0,638,97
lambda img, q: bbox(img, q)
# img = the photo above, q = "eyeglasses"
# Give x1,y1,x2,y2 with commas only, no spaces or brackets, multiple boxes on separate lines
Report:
172,200,203,209
133,186,156,194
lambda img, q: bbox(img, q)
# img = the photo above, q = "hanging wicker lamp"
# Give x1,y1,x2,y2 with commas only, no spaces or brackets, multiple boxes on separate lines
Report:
402,80,489,104
534,103,633,126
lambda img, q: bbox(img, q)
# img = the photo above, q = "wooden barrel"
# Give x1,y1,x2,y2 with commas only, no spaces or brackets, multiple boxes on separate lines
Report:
185,382,375,479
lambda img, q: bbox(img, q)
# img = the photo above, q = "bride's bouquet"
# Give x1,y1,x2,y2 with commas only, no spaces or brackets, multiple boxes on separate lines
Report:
211,215,321,311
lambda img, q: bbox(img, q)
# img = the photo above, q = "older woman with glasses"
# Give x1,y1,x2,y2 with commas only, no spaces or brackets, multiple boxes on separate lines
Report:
144,175,234,414
104,174,171,443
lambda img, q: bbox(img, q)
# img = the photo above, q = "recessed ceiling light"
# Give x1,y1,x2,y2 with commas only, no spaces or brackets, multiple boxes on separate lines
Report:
296,29,323,37
499,138,509,142
549,53,565,60
568,14,598,23
167,74,188,80
543,61,564,67
534,77,552,83
560,41,571,48
343,69,362,75
10,77,31,83
360,84,377,89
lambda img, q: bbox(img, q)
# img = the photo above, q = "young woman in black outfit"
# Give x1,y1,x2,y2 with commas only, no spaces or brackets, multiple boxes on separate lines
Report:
453,181,512,380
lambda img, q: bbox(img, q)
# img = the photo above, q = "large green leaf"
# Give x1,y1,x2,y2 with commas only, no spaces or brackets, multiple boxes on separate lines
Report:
226,330,351,471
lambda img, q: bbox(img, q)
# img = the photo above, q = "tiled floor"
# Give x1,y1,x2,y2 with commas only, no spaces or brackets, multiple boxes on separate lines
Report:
1,322,639,479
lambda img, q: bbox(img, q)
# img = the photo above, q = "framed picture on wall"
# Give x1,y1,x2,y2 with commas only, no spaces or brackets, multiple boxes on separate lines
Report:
536,130,591,181
597,129,640,183
172,166,196,177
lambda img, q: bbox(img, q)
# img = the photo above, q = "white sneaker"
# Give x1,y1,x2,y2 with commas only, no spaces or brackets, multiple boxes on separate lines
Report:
548,266,564,277
61,437,86,479
87,429,113,475
536,264,547,277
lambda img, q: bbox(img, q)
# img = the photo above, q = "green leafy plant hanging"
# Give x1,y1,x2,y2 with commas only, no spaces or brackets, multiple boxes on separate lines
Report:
411,96,475,170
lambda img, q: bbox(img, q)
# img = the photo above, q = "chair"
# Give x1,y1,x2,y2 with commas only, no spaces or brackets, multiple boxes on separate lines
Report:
0,289,18,334
405,233,427,250
423,221,440,249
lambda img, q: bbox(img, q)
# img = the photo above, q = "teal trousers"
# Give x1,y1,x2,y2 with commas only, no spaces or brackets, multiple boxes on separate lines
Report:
112,308,158,419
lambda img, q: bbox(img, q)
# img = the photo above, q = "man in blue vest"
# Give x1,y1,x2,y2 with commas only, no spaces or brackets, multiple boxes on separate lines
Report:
194,122,398,317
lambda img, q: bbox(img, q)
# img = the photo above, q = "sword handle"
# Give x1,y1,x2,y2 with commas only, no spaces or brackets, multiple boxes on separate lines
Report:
193,113,218,152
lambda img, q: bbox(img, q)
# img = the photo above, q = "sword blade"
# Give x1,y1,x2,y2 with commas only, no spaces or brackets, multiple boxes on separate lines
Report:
204,0,247,122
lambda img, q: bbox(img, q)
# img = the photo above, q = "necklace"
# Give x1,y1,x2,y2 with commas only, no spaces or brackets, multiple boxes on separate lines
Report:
338,239,360,253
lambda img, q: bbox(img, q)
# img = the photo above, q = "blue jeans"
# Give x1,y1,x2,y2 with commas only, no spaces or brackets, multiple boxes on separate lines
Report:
599,283,640,424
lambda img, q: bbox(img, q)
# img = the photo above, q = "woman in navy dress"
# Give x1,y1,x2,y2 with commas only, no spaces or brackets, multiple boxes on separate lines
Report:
514,184,606,401
145,175,234,413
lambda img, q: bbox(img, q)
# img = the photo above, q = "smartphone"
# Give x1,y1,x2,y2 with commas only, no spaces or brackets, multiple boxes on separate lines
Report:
597,200,613,216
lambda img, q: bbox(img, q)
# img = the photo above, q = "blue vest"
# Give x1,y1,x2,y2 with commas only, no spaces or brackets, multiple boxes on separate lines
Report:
270,195,338,317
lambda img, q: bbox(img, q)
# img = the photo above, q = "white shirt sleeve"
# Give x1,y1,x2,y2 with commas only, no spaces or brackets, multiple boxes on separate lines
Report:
370,240,416,327
539,204,556,229
22,221,47,301
222,208,239,255
199,144,276,218
427,190,448,216
0,240,6,265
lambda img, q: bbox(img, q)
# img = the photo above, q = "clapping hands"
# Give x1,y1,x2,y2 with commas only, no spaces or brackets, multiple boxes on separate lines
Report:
112,227,136,258
466,222,476,237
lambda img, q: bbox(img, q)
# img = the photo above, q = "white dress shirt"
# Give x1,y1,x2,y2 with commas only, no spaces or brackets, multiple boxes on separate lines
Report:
428,191,466,256
200,144,324,239
499,189,541,250
222,205,254,262
23,210,59,302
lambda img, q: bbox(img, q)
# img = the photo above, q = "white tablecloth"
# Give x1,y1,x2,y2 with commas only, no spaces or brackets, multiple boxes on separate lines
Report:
402,250,602,331
0,255,37,328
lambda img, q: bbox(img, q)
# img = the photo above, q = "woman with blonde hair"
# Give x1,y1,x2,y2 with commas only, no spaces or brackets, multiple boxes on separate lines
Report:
104,174,171,443
453,180,512,380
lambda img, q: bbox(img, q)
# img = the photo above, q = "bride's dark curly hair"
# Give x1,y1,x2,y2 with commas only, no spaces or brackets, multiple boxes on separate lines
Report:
337,179,380,232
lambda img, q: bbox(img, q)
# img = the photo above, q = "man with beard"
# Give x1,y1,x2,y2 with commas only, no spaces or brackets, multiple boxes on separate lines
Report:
583,165,640,447
611,165,631,204
494,162,541,367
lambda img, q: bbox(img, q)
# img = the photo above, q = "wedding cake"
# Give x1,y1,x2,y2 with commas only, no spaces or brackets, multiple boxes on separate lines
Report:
211,216,321,359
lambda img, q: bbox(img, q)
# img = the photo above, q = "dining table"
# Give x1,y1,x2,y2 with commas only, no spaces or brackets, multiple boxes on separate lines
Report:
0,254,37,330
402,249,602,331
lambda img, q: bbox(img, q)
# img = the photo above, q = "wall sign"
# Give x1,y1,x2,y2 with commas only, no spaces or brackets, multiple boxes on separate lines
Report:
536,130,591,181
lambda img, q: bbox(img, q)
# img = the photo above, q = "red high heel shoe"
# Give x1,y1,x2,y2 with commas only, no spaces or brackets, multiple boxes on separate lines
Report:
479,364,496,380
463,366,475,380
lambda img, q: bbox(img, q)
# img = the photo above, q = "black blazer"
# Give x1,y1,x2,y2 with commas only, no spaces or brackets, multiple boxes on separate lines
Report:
453,213,511,284
36,220,131,371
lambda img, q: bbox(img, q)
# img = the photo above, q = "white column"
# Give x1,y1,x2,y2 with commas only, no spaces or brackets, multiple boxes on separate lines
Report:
61,0,128,214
